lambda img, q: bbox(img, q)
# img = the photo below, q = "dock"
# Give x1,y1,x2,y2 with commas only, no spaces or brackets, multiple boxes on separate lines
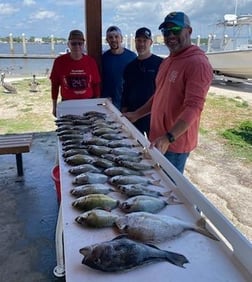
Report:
0,54,57,59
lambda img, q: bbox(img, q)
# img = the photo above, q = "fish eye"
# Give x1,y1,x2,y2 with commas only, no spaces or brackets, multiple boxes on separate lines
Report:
122,203,130,210
94,257,101,264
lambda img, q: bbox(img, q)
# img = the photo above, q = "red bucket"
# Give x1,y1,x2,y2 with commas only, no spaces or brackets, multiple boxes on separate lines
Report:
51,165,61,203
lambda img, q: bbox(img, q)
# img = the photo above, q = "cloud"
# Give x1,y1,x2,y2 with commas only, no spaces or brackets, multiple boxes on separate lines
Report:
0,3,19,15
23,0,36,6
31,10,58,20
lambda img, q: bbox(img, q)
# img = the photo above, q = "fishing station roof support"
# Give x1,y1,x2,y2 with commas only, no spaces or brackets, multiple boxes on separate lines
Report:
85,0,102,72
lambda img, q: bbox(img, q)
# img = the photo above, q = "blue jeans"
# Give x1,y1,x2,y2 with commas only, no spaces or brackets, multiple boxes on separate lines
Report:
164,151,190,174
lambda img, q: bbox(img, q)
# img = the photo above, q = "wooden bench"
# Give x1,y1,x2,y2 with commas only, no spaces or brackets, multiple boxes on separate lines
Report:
0,133,33,176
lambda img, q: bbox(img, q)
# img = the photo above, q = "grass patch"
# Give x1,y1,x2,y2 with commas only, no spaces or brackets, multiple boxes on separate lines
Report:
221,120,252,161
200,94,252,163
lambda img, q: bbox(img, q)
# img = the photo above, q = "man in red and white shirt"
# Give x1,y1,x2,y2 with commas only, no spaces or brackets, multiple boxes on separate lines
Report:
50,30,101,117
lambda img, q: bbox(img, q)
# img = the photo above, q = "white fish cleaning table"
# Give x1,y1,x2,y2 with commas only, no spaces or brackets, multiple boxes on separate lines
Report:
54,99,252,281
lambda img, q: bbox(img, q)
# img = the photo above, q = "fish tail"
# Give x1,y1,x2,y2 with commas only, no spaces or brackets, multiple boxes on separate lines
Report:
165,250,189,268
195,218,219,241
166,194,184,205
152,179,163,187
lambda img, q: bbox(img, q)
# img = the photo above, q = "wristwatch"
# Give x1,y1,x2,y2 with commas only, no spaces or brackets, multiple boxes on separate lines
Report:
166,132,175,143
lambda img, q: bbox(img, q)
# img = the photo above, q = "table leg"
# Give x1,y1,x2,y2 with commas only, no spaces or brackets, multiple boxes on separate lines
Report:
53,204,65,278
16,153,23,176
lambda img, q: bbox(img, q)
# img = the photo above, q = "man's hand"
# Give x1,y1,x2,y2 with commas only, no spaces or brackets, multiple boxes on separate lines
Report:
150,134,170,154
122,111,139,123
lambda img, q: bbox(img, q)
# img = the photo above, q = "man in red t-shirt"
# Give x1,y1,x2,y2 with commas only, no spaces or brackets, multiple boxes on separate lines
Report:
50,30,101,117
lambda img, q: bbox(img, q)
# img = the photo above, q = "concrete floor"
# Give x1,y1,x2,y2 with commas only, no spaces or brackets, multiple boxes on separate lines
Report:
0,132,65,282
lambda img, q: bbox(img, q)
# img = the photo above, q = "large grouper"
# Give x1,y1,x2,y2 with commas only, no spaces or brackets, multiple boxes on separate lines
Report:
79,235,189,272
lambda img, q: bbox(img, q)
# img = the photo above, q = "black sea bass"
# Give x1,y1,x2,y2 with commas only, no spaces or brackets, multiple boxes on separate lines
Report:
79,235,189,272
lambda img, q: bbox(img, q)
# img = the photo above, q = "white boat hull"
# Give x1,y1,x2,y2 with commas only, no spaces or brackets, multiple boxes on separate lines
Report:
206,49,252,79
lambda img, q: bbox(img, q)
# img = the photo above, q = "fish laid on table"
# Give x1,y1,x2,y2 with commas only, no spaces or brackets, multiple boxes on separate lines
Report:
119,195,169,213
68,164,103,175
92,121,122,130
59,134,83,142
92,127,121,136
70,184,114,197
62,148,89,158
65,154,95,165
79,235,189,272
114,154,143,162
59,114,86,120
61,139,82,147
117,184,166,198
75,209,120,227
71,118,94,125
101,154,143,163
92,157,116,169
100,133,127,140
72,194,119,211
72,172,108,185
108,175,161,186
62,144,87,151
87,145,112,156
57,125,91,132
55,120,73,126
110,147,142,157
117,160,155,171
115,212,219,243
56,125,76,132
82,137,109,146
103,166,143,177
107,139,138,148
57,129,81,136
83,111,107,119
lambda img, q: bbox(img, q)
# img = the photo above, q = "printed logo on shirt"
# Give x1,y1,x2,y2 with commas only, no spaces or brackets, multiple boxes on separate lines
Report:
169,70,178,83
66,74,90,91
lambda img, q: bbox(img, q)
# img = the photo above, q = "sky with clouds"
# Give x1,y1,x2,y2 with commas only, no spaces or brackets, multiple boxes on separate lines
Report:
0,0,252,39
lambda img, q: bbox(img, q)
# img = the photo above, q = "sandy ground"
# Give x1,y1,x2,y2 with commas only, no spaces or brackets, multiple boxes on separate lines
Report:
185,80,252,241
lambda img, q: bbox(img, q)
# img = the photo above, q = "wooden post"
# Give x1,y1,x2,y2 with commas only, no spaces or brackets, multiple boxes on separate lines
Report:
9,33,14,54
51,34,55,55
85,0,102,72
22,33,27,56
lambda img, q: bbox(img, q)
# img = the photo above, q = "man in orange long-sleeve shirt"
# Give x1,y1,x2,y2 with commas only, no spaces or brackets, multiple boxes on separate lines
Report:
124,12,213,173
50,30,101,117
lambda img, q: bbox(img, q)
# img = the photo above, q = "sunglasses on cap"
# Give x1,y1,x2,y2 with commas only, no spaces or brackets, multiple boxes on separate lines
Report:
161,26,183,37
70,41,84,46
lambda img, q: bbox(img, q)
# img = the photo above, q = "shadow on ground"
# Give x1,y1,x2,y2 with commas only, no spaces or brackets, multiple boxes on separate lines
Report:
0,132,65,282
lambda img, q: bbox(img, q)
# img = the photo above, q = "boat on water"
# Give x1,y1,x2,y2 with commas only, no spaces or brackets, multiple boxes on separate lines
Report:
206,14,252,80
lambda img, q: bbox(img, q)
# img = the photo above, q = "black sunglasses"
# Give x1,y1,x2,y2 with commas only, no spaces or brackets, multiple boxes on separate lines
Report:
161,26,183,37
70,42,84,46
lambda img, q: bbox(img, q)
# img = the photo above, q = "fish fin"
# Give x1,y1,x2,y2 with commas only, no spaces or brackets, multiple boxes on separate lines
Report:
112,234,129,241
153,163,161,169
195,218,219,241
145,172,154,178
165,251,189,268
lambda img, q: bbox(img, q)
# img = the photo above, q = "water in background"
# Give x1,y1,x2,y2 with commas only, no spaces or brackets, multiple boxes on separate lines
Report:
0,43,68,77
0,43,168,78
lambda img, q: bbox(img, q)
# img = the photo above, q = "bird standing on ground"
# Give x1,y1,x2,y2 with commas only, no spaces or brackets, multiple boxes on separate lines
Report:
1,73,17,94
29,74,40,92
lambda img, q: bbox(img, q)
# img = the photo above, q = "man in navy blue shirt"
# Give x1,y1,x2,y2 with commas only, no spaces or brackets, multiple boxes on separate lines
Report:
101,26,136,109
121,27,163,135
